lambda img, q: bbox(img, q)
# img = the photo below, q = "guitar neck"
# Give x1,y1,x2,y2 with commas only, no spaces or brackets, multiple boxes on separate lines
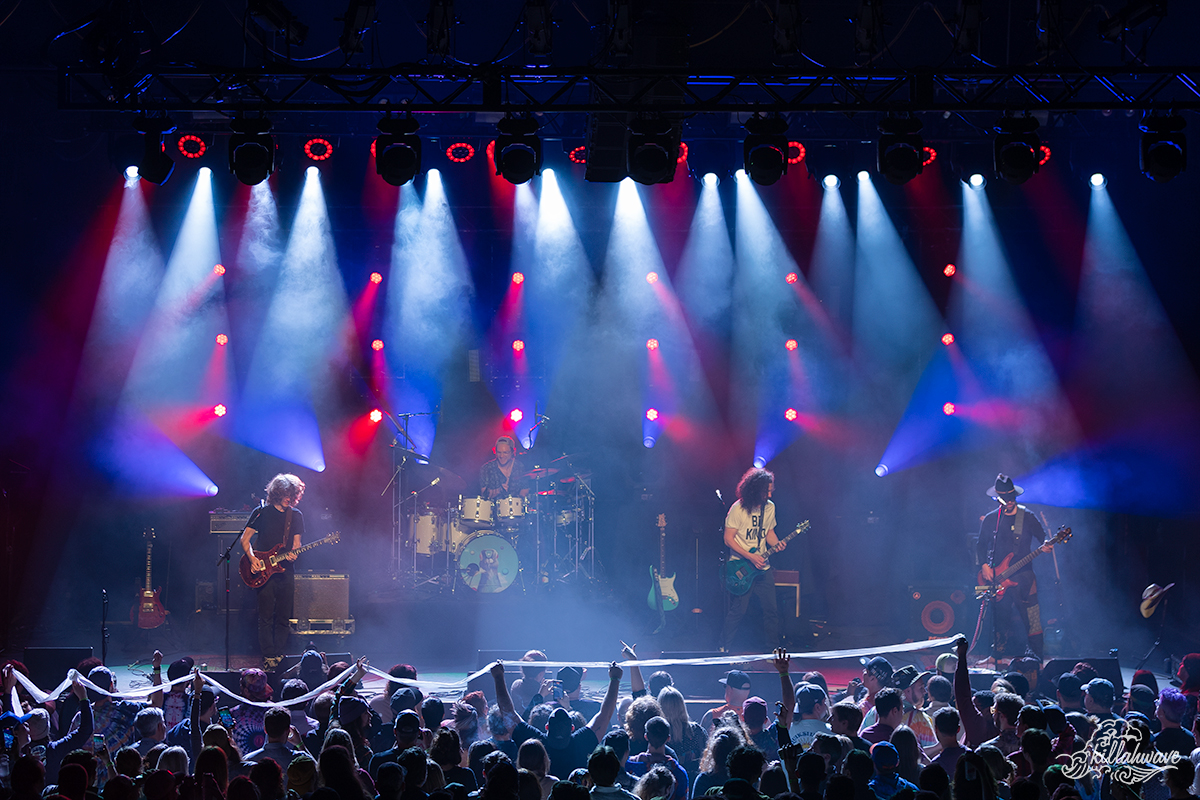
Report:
764,522,809,557
145,542,153,592
272,536,328,564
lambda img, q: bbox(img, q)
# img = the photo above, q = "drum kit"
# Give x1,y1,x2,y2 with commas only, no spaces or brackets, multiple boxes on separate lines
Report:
399,454,596,594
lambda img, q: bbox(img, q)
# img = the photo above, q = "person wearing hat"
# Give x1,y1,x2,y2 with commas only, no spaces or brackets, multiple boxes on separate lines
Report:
165,670,218,763
227,668,274,755
1082,679,1117,722
855,656,894,720
788,683,832,748
557,667,601,722
867,743,917,800
542,663,624,778
369,710,425,779
162,658,195,729
977,473,1056,660
11,672,93,783
239,473,307,670
700,670,752,732
718,467,787,653
69,651,164,764
1054,673,1084,713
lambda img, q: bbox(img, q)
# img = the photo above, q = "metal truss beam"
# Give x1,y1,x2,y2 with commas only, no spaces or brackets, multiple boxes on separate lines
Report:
60,66,1200,113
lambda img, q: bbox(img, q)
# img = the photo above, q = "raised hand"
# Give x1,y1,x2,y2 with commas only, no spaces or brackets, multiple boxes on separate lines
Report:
773,647,790,674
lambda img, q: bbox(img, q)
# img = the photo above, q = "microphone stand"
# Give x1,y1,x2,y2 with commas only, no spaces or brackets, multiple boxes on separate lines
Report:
382,411,433,583
216,532,243,671
1135,592,1172,671
100,589,109,664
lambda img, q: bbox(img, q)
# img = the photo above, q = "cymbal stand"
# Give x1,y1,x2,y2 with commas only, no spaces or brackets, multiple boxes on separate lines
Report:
575,471,596,581
382,411,431,586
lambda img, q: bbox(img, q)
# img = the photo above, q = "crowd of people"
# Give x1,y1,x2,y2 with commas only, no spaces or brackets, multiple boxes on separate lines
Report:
4,640,1200,800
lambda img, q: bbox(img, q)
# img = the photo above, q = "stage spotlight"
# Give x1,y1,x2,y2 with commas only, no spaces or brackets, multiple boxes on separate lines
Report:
426,0,452,54
512,339,525,352
134,115,177,185
646,338,659,351
785,272,798,284
785,339,798,351
702,172,719,186
445,142,475,163
1090,172,1107,188
509,408,524,423
304,138,333,161
943,263,956,277
216,334,229,346
784,408,798,421
229,118,275,186
524,0,552,56
743,114,790,185
369,272,383,284
628,117,681,184
177,134,206,159
375,115,421,186
1140,115,1186,181
646,272,659,284
875,464,889,477
369,408,383,423
371,339,384,351
495,116,542,184
968,173,986,188
735,169,747,180
822,174,840,189
305,166,319,178
646,408,659,421
512,272,525,284
993,116,1042,184
214,264,226,276
877,116,924,185
1039,145,1052,166
941,333,955,345
214,404,228,417
339,0,377,55
922,146,937,166
677,143,688,163
857,170,870,182
124,166,139,181
942,402,956,415
787,141,806,165
753,456,766,468
643,436,656,448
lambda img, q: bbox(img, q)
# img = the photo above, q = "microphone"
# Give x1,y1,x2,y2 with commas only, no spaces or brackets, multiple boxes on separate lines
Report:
715,489,723,502
537,414,550,423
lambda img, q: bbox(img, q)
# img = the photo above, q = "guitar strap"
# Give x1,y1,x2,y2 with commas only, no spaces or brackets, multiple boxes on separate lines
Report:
1014,505,1024,542
283,508,293,560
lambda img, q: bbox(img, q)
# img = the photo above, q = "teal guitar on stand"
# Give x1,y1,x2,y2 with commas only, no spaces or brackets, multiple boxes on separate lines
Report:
722,520,809,596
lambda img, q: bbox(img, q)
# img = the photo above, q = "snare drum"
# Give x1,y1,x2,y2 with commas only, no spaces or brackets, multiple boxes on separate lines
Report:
459,496,493,529
495,495,527,520
412,512,444,556
457,533,519,593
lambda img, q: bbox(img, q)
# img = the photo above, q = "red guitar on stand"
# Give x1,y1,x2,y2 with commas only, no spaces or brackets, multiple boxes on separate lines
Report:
131,528,168,629
239,532,341,589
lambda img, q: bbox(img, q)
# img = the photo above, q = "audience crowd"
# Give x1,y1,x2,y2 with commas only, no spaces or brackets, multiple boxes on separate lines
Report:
4,639,1200,800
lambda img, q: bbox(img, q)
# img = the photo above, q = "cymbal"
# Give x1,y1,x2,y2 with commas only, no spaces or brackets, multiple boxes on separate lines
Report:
524,467,559,479
537,489,560,496
558,471,592,484
549,453,587,464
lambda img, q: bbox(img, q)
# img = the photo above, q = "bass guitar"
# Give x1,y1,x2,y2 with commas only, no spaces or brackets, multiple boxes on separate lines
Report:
723,520,809,596
975,525,1072,600
647,513,679,613
131,527,168,629
240,532,341,589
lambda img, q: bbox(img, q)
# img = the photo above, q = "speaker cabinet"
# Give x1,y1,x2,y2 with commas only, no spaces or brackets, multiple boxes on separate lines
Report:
293,572,350,620
907,584,971,640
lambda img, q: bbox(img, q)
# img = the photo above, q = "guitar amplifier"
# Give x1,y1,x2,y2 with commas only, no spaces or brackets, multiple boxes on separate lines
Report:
291,572,353,635
210,512,252,534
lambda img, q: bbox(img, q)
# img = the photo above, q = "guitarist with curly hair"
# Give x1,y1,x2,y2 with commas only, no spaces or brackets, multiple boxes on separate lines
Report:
718,467,787,653
240,473,305,670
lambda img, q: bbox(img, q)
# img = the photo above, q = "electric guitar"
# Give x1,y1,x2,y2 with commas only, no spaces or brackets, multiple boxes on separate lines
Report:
647,514,679,612
975,525,1072,600
131,528,168,629
240,532,341,589
723,520,809,596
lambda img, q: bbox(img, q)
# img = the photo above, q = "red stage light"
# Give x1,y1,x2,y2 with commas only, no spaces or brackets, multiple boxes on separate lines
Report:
943,402,956,416
512,339,525,352
677,142,688,163
509,408,523,423
941,333,955,345
370,138,377,159
787,142,806,165
785,339,798,351
922,146,938,166
213,264,226,276
371,339,384,351
304,138,333,161
568,146,587,164
214,404,227,417
512,272,525,284
177,134,206,159
646,272,659,284
216,334,228,346
446,142,476,163
486,140,496,165
785,272,798,284
1039,144,1052,166
646,338,659,351
785,408,798,421
943,263,956,277
370,272,383,284
369,409,383,423
646,408,659,421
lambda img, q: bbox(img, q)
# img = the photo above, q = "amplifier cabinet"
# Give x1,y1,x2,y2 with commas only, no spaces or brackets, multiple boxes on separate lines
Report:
293,571,350,621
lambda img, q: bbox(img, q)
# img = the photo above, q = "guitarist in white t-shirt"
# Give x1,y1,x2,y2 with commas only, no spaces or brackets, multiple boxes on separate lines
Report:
718,467,787,652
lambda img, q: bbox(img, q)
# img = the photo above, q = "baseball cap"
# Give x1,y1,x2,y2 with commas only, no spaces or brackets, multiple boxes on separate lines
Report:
546,707,573,747
338,695,370,726
25,708,50,740
391,687,420,715
935,653,958,675
719,670,752,690
1084,678,1115,708
742,697,768,727
88,666,115,691
860,656,894,685
167,657,195,683
557,667,583,693
871,742,899,769
1003,672,1030,697
240,668,273,701
1055,673,1082,699
394,710,422,739
892,666,920,691
794,683,828,714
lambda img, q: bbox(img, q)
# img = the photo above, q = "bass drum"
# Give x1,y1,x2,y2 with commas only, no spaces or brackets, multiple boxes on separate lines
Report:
457,533,519,594
412,512,444,556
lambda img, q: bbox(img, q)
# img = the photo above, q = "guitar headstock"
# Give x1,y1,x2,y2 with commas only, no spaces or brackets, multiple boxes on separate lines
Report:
795,520,810,534
656,514,667,529
1052,526,1072,544
143,527,156,541
328,531,341,544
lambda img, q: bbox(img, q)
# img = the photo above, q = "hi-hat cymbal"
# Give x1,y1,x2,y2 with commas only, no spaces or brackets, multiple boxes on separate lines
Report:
524,467,559,479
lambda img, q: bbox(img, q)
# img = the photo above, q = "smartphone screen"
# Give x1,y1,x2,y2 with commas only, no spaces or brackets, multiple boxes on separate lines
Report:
92,734,104,750
218,708,235,728
3,729,15,749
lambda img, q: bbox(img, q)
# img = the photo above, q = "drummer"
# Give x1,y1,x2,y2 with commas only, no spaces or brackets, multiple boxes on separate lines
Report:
481,435,531,500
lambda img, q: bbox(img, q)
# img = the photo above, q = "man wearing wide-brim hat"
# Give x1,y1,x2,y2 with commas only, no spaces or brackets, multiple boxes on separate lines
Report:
977,474,1056,660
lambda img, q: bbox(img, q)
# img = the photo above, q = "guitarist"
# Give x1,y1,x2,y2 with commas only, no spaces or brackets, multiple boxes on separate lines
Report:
718,467,786,653
977,474,1054,660
240,473,306,670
